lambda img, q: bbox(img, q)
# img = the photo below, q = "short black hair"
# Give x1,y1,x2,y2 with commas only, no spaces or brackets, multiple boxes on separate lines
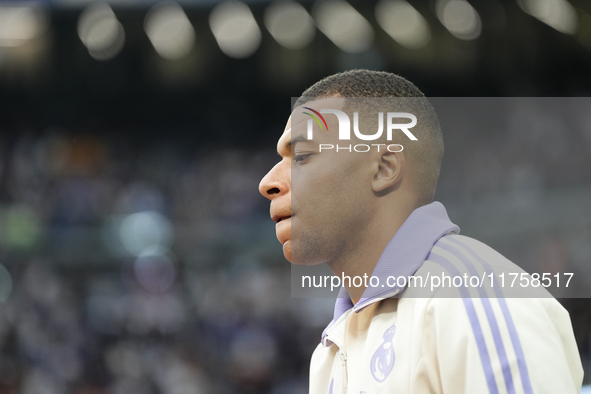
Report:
294,69,444,206
294,69,426,106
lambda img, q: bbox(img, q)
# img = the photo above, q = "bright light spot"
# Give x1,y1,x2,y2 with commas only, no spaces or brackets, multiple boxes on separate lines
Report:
0,3,49,47
518,0,577,35
375,0,431,49
134,246,176,293
0,264,12,302
209,1,261,59
264,1,315,50
436,0,481,40
119,211,173,256
314,0,374,54
77,2,125,60
145,2,195,60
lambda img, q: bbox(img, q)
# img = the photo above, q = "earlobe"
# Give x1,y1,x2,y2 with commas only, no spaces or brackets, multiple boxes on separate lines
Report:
372,151,404,193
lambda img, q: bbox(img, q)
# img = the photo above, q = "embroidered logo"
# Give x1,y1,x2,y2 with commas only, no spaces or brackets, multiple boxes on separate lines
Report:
370,324,396,382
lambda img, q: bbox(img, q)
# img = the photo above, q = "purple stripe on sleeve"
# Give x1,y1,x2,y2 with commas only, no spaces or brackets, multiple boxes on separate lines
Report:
445,236,533,394
427,252,499,394
437,241,516,394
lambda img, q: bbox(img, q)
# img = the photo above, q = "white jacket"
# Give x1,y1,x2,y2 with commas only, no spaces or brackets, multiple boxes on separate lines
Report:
310,202,583,394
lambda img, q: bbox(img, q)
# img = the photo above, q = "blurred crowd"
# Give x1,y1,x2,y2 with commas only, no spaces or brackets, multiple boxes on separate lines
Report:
0,129,337,394
0,259,335,394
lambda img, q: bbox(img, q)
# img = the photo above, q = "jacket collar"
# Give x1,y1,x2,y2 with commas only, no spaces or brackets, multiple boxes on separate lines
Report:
321,201,459,344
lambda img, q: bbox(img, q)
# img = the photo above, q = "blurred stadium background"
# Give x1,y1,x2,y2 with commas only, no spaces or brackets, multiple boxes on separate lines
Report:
0,0,590,393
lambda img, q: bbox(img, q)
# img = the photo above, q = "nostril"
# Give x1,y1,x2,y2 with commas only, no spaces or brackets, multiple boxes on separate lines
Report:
267,187,280,195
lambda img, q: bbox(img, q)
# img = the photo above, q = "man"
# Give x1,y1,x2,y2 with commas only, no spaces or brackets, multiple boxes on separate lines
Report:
258,70,582,393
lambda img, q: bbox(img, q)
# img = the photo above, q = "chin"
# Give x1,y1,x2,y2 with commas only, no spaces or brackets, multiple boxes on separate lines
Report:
282,240,292,262
287,231,330,266
288,246,327,266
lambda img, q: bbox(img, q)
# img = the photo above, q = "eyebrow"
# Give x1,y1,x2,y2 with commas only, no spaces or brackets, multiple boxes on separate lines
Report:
279,136,308,156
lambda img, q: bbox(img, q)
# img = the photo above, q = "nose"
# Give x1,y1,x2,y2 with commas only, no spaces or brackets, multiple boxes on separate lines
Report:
259,160,290,200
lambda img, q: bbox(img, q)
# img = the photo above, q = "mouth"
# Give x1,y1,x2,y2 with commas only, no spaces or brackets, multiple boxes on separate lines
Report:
272,214,292,224
273,212,292,247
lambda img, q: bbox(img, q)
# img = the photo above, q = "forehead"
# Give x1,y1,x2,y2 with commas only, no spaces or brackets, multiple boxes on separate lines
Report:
292,97,345,126
277,97,347,154
277,117,292,156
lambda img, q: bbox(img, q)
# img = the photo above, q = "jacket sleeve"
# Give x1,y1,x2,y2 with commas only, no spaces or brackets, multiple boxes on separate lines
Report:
421,296,583,394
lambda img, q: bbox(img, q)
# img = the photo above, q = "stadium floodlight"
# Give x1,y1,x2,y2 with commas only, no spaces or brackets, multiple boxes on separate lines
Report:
314,0,374,54
0,2,49,47
375,0,431,49
145,2,195,60
436,0,481,40
77,2,125,60
518,0,577,35
209,1,261,59
264,1,316,50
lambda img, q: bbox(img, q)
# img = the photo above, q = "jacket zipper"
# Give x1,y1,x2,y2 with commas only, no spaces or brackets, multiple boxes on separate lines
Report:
340,349,348,393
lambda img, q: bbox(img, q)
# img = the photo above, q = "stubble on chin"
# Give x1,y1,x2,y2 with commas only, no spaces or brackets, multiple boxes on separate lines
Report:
289,229,332,266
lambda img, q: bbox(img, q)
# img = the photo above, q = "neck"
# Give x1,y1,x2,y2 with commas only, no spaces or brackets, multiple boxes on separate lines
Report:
327,199,417,304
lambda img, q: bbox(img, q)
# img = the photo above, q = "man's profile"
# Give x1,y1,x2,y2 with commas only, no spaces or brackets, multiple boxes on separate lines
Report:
259,70,582,393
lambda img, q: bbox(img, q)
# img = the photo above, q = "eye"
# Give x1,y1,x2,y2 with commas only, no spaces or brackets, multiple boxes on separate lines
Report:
293,154,311,164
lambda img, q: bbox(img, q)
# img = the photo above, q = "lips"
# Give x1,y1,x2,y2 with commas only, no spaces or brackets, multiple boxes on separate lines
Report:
270,202,293,246
272,214,292,223
272,212,292,246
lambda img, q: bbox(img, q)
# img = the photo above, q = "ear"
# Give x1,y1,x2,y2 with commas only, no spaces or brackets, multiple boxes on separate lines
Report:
372,150,404,193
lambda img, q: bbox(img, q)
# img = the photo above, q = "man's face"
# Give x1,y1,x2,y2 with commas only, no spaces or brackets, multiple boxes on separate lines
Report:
259,98,376,265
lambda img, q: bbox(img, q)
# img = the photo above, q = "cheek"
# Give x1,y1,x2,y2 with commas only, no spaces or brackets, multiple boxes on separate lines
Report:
294,181,349,238
293,173,337,213
292,153,369,221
